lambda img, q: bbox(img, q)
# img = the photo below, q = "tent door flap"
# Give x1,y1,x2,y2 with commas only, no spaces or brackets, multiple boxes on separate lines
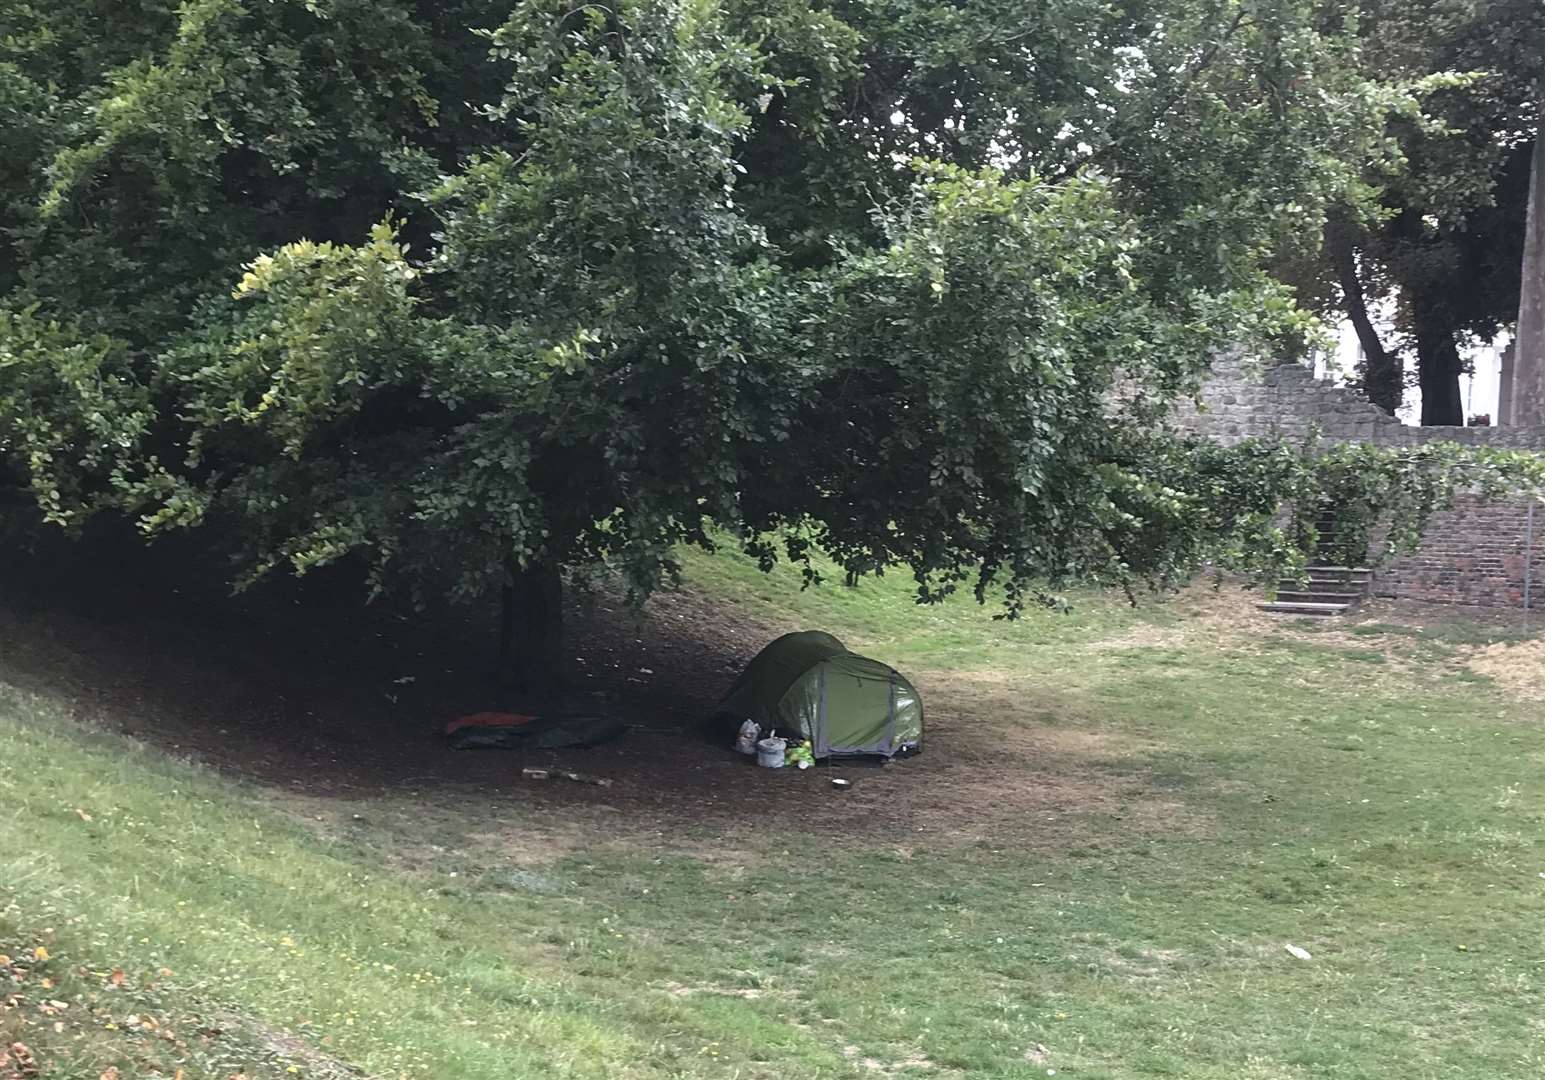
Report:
815,666,829,758
885,675,897,755
823,671,897,754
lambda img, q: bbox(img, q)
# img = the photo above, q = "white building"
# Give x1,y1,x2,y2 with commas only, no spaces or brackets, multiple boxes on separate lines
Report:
1313,318,1509,426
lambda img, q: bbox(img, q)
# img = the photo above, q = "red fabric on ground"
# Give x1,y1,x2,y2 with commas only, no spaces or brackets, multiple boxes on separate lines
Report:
445,711,539,735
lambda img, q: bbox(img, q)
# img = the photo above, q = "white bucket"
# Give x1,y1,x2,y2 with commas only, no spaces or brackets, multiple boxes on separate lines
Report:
756,736,787,768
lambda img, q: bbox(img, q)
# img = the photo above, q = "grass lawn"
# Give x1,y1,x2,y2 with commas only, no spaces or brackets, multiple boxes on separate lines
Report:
4,551,1545,1079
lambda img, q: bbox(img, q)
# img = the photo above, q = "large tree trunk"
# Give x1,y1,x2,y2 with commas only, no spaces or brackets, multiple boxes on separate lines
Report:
1326,215,1400,413
1500,340,1517,424
497,561,565,689
1410,299,1466,426
1514,111,1545,425
1383,206,1465,426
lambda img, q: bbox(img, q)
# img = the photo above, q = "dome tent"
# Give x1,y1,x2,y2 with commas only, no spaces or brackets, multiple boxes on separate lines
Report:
717,631,922,759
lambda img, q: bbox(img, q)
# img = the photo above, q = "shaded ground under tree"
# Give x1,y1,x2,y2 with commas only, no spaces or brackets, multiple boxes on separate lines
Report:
0,525,1163,843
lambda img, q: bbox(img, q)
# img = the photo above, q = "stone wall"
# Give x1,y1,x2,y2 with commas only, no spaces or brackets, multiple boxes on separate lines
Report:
1181,355,1545,608
1179,355,1545,450
1176,355,1407,446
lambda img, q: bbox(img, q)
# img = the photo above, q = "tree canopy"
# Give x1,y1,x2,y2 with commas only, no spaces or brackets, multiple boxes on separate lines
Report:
1282,0,1545,423
2,0,1542,676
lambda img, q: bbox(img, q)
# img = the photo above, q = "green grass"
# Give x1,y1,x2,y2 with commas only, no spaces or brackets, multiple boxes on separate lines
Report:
5,558,1545,1078
675,542,1167,666
1344,618,1540,647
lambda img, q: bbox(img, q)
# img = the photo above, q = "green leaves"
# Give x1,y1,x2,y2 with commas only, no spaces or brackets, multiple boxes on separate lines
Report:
2,0,1540,629
0,307,156,526
755,165,1160,608
9,0,478,344
1300,439,1545,570
184,225,421,461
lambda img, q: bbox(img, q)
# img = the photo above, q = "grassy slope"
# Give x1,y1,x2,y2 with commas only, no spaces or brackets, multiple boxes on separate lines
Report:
4,551,1545,1079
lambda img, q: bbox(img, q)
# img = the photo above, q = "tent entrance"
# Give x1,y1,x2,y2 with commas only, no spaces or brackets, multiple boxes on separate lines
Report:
820,667,898,755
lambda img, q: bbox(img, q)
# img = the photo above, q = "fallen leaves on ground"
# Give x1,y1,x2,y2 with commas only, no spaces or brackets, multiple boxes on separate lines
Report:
3,1041,39,1079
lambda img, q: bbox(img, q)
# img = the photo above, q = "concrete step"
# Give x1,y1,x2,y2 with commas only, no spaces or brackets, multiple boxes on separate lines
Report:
1258,601,1353,616
1277,578,1372,595
1273,590,1363,604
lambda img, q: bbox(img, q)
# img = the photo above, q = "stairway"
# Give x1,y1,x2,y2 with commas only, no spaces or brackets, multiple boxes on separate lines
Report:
1258,566,1374,616
1257,509,1374,617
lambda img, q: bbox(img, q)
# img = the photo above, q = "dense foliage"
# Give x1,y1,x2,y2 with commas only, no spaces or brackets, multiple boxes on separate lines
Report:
2,0,1542,673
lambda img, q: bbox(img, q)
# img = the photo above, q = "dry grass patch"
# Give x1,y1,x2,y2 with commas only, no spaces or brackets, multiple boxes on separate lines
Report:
1086,625,1189,650
1466,638,1545,700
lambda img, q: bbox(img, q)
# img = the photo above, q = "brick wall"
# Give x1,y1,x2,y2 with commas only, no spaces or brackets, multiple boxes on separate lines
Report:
1373,496,1544,606
1182,355,1545,608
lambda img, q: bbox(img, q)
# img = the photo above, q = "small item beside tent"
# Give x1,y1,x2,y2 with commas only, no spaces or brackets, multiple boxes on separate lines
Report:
446,711,626,750
735,719,761,755
756,735,787,768
716,631,923,759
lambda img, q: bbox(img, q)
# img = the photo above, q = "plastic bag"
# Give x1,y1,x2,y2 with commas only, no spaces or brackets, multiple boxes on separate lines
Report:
735,719,761,755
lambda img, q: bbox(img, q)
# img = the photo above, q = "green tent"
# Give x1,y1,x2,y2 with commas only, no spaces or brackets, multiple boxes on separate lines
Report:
717,631,923,758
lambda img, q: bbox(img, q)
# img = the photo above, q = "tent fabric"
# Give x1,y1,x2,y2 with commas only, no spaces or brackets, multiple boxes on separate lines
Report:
718,631,846,726
717,631,922,758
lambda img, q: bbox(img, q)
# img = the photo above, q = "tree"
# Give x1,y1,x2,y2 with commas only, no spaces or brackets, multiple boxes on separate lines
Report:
1323,209,1403,413
2,0,1538,684
1515,99,1545,423
1292,0,1545,425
